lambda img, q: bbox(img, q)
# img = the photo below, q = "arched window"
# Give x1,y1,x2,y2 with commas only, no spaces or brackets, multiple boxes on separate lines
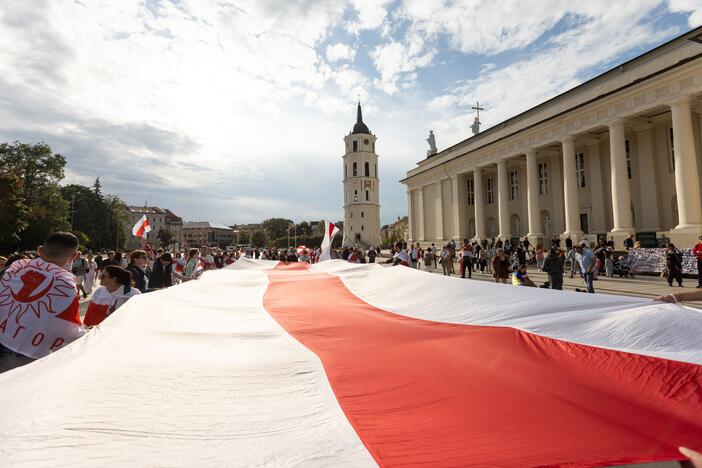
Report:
354,190,358,202
352,141,358,152
361,225,364,231
364,162,369,177
365,190,369,201
352,162,357,176
361,211,364,218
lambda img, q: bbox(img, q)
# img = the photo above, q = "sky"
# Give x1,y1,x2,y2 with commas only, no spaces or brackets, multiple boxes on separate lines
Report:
1,1,701,226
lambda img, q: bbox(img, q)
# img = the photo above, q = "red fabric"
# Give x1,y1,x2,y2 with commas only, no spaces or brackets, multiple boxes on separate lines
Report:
263,262,702,467
693,242,702,260
83,302,109,327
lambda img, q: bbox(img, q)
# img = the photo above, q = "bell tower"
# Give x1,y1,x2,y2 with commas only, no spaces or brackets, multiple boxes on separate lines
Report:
343,102,381,248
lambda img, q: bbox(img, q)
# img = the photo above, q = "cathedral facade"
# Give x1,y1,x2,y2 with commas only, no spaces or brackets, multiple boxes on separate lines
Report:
343,103,382,247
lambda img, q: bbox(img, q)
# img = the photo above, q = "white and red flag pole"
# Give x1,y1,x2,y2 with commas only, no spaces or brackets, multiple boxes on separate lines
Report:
131,215,152,239
318,220,340,262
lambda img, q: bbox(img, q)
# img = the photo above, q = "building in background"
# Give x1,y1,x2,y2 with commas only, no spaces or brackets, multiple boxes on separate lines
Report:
342,102,382,247
183,222,236,249
123,206,184,250
402,27,702,248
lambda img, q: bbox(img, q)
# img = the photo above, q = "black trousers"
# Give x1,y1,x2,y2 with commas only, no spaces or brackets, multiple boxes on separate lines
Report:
461,258,472,278
668,268,683,286
549,274,563,290
698,259,702,286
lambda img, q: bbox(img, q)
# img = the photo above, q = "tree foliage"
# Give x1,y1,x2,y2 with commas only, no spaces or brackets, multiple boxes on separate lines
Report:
157,228,174,248
0,141,127,252
0,172,29,251
251,229,267,248
261,217,293,240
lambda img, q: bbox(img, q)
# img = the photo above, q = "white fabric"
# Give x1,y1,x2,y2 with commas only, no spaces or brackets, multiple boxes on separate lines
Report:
312,260,702,365
0,263,373,467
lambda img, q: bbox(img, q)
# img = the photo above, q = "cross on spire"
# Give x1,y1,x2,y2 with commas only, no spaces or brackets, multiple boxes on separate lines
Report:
472,101,484,123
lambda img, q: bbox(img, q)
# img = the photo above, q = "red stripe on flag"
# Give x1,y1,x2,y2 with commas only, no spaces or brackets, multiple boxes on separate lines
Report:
263,263,702,467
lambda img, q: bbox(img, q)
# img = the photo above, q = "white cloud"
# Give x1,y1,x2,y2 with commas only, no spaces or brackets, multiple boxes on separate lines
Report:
426,0,673,145
346,0,392,34
326,42,357,62
370,31,435,94
668,0,702,26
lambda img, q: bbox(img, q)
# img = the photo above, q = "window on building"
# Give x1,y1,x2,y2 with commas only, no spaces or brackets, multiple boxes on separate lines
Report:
344,165,347,178
509,170,519,200
668,127,675,172
538,162,548,195
350,211,353,218
361,225,364,231
354,190,358,202
575,152,586,188
467,178,474,205
352,162,357,176
625,139,632,179
361,211,364,218
365,162,369,177
352,141,358,152
375,164,377,177
365,190,369,201
486,177,494,204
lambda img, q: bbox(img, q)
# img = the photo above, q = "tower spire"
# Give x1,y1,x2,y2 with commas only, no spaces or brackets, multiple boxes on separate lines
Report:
352,101,370,134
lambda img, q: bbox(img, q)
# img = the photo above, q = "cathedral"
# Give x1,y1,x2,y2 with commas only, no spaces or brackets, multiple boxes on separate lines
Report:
342,103,382,247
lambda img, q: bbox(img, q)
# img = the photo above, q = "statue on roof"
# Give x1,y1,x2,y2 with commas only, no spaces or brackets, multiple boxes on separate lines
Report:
426,130,437,157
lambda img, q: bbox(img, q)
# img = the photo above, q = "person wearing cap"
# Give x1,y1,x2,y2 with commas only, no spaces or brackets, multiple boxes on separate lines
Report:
693,235,702,289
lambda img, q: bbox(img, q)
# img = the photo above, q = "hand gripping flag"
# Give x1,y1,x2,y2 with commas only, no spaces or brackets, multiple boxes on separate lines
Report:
318,221,339,262
0,258,85,358
131,214,152,239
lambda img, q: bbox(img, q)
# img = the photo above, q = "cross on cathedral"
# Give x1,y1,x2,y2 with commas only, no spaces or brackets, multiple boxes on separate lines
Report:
471,101,484,135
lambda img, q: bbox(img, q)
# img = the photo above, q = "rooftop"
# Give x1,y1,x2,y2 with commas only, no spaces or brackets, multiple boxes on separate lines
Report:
184,221,234,231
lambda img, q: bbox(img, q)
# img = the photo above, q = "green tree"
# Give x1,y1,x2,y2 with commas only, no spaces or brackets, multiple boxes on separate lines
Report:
251,229,267,248
0,141,70,250
157,228,174,248
92,177,102,196
238,230,250,245
297,221,312,236
0,141,65,203
261,218,293,240
0,172,29,251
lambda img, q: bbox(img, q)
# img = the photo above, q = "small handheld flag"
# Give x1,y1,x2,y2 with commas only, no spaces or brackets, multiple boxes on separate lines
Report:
132,215,152,239
318,221,340,262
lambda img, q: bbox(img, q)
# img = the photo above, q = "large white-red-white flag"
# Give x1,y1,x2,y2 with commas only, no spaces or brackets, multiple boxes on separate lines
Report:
1,258,701,467
131,214,152,239
318,220,340,262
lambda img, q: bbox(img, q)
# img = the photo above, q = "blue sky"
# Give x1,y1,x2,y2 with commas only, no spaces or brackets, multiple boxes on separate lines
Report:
0,0,701,226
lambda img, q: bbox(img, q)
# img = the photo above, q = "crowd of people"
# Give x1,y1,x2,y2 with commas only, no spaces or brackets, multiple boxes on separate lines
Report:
389,234,702,296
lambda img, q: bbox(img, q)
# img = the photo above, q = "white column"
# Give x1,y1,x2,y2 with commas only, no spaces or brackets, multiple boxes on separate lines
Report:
525,149,542,239
435,180,444,240
497,159,510,239
406,190,414,241
451,174,467,240
670,96,702,229
609,119,635,233
417,187,425,241
562,136,582,236
587,141,606,233
635,126,661,231
473,168,486,238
